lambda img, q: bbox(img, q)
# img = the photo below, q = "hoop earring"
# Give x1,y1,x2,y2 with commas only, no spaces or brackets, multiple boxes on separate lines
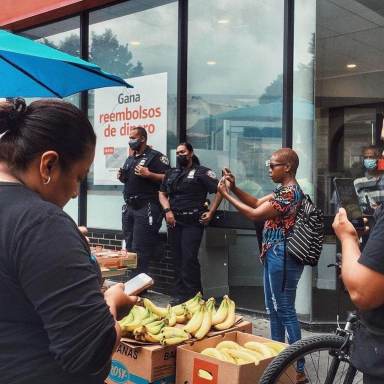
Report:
43,176,51,185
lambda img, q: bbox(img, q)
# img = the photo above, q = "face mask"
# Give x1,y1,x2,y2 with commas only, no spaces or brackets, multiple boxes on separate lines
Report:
363,158,377,170
129,138,142,151
176,154,189,167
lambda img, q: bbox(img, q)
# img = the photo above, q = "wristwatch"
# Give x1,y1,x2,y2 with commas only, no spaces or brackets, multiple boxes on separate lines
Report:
163,207,172,214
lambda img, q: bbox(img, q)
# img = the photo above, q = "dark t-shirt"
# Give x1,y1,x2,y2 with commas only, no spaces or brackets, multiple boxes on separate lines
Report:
160,165,218,211
0,182,116,384
121,147,169,201
359,207,384,334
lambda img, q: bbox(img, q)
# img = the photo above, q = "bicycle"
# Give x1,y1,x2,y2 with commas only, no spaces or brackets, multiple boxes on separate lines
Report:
259,311,363,383
259,253,364,384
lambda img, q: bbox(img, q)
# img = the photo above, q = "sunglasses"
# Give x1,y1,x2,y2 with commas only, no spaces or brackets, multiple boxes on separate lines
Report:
265,160,286,169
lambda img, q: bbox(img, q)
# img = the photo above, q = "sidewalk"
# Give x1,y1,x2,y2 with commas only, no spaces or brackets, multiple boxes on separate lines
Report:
144,290,323,339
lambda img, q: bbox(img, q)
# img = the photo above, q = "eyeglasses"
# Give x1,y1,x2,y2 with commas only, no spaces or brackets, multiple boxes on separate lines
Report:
265,160,286,169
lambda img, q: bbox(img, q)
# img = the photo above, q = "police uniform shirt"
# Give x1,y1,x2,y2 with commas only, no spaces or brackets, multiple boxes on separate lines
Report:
121,146,169,200
160,165,218,212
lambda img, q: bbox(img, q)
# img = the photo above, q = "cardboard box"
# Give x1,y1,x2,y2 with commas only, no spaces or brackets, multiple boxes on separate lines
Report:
106,321,252,384
175,331,294,384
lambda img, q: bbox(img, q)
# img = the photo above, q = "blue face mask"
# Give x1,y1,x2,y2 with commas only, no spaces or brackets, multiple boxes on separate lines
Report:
363,158,377,170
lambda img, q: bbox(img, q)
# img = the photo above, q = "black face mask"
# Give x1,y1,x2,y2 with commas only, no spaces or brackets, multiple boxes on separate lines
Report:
129,138,142,151
176,155,189,167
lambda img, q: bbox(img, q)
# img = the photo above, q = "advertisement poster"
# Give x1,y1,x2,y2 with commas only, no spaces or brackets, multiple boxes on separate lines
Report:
93,72,167,185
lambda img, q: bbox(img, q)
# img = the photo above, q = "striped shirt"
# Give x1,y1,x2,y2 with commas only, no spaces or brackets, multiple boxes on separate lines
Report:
354,175,384,214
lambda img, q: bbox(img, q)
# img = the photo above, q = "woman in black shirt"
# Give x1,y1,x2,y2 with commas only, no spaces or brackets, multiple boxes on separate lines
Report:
0,98,137,384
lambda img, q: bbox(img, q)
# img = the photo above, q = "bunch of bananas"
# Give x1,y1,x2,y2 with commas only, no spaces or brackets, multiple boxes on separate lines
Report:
200,339,286,365
118,292,238,345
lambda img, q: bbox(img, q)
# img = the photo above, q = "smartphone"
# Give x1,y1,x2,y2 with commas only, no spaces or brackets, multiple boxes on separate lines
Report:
124,273,154,295
333,178,364,229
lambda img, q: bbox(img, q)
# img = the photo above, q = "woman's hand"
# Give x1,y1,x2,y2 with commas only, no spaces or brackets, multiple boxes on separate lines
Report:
222,168,235,190
332,208,359,242
104,283,138,319
218,177,230,196
165,211,176,227
200,211,213,225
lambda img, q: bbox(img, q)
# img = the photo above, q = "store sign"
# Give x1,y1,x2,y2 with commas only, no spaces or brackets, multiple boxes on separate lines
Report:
93,72,168,185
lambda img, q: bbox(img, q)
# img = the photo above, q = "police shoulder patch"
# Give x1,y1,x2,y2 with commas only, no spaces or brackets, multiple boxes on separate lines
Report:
160,155,169,165
206,170,217,179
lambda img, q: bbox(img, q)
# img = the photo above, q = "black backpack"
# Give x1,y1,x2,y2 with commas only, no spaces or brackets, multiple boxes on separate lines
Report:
285,195,324,266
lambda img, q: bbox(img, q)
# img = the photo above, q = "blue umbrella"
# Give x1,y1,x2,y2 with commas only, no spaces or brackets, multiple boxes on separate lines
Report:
0,29,132,98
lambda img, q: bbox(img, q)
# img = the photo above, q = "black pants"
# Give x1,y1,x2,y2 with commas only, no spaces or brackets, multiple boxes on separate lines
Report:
122,201,162,275
168,221,204,300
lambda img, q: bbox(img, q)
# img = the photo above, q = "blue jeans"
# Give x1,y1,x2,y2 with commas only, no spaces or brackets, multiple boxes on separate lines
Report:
264,241,304,371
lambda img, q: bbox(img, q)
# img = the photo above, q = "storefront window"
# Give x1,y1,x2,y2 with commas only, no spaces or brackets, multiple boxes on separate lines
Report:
22,18,81,223
187,0,284,198
186,0,284,307
87,0,178,230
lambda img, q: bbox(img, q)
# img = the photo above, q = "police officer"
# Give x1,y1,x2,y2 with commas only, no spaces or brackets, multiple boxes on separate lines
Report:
118,126,169,275
159,142,222,304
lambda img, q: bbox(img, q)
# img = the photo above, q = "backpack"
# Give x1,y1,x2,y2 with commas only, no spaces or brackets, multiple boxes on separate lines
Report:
285,194,324,266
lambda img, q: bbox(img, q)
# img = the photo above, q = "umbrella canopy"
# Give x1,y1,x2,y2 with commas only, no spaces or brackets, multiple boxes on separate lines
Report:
0,29,132,98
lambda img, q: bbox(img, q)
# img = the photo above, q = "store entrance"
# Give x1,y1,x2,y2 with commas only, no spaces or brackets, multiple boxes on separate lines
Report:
314,102,384,322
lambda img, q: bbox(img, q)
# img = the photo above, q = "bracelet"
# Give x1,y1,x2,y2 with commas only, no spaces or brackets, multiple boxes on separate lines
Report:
163,207,172,214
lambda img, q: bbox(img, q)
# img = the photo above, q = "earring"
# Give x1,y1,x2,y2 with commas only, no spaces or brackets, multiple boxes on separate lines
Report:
43,176,51,185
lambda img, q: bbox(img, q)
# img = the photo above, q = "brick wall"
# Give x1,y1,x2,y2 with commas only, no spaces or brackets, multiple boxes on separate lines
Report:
88,228,176,295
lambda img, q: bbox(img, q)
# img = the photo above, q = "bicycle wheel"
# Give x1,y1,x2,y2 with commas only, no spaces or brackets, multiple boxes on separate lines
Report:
259,335,363,384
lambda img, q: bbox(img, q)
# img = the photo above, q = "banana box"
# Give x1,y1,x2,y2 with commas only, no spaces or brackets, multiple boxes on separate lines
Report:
175,331,294,384
106,322,252,384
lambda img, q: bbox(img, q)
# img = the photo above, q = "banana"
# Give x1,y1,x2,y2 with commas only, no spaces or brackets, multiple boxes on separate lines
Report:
213,298,236,331
176,307,191,324
121,307,151,332
119,311,134,326
193,301,214,340
212,296,229,325
216,340,241,351
219,348,238,364
243,341,274,359
160,335,189,346
183,304,204,333
171,303,186,316
198,370,213,381
166,307,177,327
226,348,259,365
143,330,164,343
263,341,286,355
161,326,190,339
145,319,167,335
141,312,160,326
201,347,226,361
143,298,169,318
183,291,203,306
241,347,264,361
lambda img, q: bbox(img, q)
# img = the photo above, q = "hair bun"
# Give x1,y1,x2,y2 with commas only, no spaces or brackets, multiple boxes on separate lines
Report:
8,97,27,121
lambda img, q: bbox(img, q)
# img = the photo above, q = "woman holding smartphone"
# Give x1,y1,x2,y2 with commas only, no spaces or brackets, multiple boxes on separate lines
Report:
159,142,222,305
218,148,306,384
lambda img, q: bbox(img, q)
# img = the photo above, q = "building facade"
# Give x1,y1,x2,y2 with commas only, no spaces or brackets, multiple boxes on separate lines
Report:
2,0,383,326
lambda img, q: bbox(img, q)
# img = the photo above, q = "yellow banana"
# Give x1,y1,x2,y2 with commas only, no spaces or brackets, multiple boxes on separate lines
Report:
226,349,259,365
198,370,213,381
213,299,236,331
183,291,203,306
141,312,160,326
166,307,177,327
160,335,189,346
201,348,226,362
161,326,190,339
145,319,167,335
143,331,164,343
241,347,264,361
219,348,238,364
263,341,286,355
243,341,274,359
183,304,204,333
143,298,168,318
193,302,214,340
187,298,205,314
121,307,151,332
212,297,229,325
176,307,191,324
171,303,186,316
216,340,241,351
